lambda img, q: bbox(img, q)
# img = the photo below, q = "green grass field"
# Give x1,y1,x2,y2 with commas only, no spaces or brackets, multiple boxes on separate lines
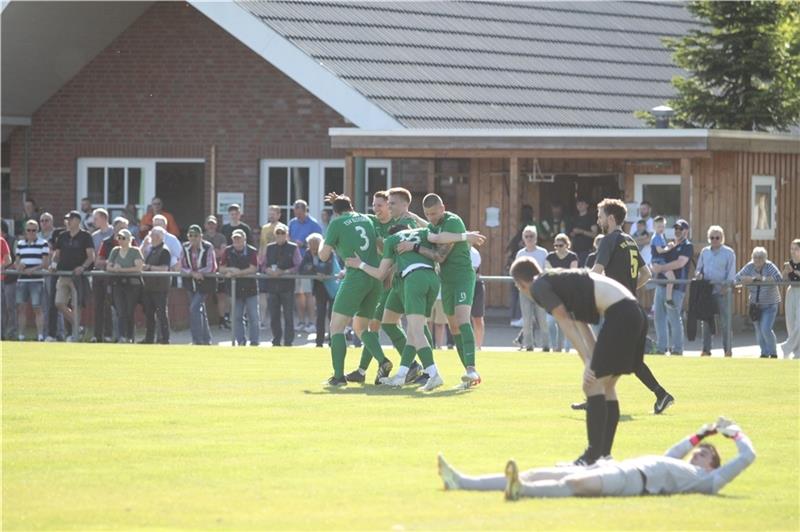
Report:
2,343,798,530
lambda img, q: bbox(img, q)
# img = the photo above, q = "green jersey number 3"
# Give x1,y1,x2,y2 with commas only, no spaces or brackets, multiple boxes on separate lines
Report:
355,226,370,251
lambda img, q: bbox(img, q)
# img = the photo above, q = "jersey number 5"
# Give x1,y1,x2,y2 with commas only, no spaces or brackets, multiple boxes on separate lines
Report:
629,248,639,279
355,226,370,251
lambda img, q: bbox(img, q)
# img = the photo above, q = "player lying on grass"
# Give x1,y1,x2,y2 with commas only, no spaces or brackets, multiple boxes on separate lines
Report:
510,257,647,466
438,417,755,500
345,225,485,391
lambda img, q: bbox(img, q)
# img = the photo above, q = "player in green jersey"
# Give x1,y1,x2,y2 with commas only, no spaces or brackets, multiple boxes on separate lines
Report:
346,224,485,392
345,188,430,384
318,195,391,387
397,193,481,388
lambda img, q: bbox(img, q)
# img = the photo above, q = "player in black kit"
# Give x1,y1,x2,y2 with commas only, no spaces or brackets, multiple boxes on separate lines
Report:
510,258,648,465
583,198,675,415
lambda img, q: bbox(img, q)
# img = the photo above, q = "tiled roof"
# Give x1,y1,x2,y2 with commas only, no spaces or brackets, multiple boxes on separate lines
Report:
237,1,700,128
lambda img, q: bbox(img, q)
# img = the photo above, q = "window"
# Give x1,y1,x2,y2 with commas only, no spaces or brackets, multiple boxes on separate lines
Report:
751,175,776,240
364,159,392,212
260,160,344,226
634,174,681,238
77,158,202,222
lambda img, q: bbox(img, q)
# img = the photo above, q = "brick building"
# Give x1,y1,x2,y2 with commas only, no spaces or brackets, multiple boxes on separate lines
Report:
2,1,797,315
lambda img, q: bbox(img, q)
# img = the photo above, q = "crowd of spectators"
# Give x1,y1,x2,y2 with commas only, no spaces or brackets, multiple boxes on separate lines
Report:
506,198,799,359
0,195,797,358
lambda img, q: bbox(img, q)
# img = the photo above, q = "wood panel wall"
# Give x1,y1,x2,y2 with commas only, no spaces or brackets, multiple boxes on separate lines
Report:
689,151,800,315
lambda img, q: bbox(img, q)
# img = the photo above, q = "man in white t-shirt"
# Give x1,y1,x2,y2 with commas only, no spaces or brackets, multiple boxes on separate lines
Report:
513,225,549,351
634,201,654,262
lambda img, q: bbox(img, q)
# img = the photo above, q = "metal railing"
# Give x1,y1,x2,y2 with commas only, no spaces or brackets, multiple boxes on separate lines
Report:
4,268,797,347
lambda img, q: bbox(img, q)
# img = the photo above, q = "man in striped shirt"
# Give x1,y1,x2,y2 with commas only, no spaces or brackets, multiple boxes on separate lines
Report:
14,219,50,341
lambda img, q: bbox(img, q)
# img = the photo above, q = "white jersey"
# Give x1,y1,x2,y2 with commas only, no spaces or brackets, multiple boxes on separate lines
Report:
618,433,755,495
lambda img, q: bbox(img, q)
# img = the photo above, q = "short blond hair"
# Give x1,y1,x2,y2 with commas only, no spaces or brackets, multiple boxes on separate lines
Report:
707,225,725,244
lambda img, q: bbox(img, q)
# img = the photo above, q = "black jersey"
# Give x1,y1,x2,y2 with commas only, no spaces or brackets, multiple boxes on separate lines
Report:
594,229,644,294
530,269,600,324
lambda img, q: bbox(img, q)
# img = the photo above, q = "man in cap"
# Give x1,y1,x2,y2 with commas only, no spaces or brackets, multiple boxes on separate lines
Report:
180,224,217,345
650,219,694,356
219,228,260,346
52,210,95,341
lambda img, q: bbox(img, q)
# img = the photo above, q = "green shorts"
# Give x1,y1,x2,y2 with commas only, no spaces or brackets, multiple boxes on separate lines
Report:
333,270,382,319
384,281,406,316
401,268,440,317
440,269,476,315
373,288,391,321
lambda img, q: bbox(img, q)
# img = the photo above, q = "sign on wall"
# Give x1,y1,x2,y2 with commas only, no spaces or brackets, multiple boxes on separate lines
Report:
217,192,244,224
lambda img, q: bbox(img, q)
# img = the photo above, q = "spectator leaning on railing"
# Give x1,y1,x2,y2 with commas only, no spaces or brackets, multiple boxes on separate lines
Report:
263,223,301,347
106,228,144,344
52,210,95,342
650,219,694,356
736,247,783,359
289,199,322,335
781,239,800,359
220,229,260,347
141,226,172,344
14,219,50,341
515,224,549,352
90,209,115,343
181,224,216,346
299,232,336,348
695,225,736,357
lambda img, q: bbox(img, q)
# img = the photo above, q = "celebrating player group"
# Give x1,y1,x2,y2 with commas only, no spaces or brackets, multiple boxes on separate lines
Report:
319,189,485,392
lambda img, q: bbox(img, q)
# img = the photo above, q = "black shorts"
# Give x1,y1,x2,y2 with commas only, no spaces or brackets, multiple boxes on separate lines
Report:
591,299,646,378
471,279,485,318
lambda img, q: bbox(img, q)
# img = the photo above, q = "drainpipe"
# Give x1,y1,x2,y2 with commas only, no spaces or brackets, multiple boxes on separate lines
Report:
354,157,366,213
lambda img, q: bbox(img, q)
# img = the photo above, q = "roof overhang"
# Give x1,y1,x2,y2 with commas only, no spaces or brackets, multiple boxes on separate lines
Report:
1,1,153,141
329,128,800,158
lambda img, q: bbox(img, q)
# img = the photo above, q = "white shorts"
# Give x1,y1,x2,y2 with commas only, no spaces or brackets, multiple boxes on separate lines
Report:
295,278,312,294
596,463,645,496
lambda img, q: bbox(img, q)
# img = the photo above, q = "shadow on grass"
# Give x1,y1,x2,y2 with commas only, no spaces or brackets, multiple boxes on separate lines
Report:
303,384,472,398
559,414,635,422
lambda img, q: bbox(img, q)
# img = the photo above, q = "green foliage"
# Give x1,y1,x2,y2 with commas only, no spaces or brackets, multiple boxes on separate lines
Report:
3,343,799,529
643,1,800,131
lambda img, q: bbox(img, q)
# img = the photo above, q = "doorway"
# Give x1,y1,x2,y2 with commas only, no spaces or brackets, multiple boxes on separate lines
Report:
155,162,205,238
538,174,622,221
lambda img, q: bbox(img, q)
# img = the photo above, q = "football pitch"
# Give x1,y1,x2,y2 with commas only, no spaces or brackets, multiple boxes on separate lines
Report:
2,343,798,530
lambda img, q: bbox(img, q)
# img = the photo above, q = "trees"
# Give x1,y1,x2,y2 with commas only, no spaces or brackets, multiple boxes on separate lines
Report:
644,1,800,131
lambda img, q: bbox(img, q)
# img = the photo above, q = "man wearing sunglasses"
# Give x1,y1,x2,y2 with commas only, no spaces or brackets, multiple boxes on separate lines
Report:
649,219,694,356
14,219,50,341
695,226,736,357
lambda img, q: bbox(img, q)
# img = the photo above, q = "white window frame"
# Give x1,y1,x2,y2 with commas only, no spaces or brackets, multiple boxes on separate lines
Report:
634,174,681,239
751,175,777,240
365,159,392,191
259,159,344,226
77,158,204,219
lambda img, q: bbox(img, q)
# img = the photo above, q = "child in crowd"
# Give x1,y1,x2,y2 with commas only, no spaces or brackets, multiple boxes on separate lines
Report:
651,216,676,308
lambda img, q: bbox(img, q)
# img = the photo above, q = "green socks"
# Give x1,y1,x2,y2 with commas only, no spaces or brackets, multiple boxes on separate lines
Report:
400,345,417,368
382,323,407,354
360,331,386,364
358,347,372,371
331,333,347,378
454,333,465,366
423,325,434,348
417,346,434,368
459,323,476,367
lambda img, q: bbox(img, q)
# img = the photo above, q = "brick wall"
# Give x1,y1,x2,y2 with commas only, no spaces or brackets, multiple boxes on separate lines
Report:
6,1,348,227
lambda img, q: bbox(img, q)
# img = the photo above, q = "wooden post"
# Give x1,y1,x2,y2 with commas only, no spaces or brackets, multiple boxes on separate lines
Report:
680,157,692,225
344,155,355,198
427,159,436,193
509,156,520,238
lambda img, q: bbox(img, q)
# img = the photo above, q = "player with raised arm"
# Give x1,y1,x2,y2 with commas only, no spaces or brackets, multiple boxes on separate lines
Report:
346,224,485,392
318,194,391,387
437,417,755,500
510,256,648,465
345,188,427,384
400,193,481,388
